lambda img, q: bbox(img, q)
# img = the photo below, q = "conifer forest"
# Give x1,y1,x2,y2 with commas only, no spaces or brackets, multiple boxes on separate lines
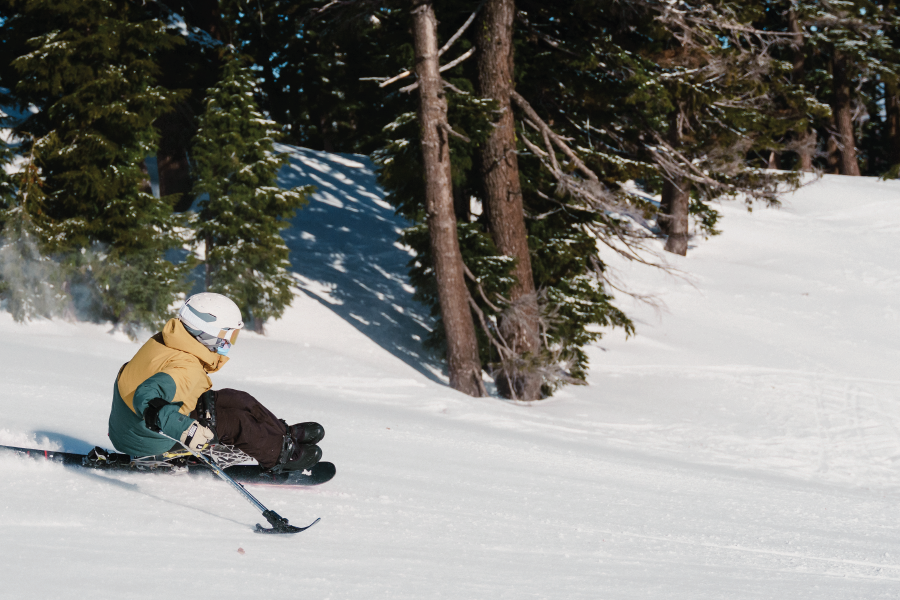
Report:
1,0,899,400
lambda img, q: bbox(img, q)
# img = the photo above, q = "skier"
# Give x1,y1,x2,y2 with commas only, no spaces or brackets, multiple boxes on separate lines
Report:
108,292,323,473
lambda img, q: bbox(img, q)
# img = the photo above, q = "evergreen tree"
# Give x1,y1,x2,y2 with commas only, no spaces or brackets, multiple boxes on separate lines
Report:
859,0,900,176
8,0,193,335
191,53,311,332
0,105,13,211
221,0,401,154
885,1,900,176
217,1,861,394
475,0,543,400
143,0,225,212
0,143,67,321
374,2,636,395
783,0,900,175
504,1,822,260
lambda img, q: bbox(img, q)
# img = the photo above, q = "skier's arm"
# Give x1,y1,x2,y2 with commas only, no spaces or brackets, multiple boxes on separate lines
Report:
132,372,194,439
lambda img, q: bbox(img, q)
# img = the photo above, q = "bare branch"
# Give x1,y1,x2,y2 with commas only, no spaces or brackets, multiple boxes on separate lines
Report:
511,90,599,182
298,0,382,27
518,127,548,158
463,263,505,314
379,70,413,88
440,46,476,72
541,126,561,176
442,80,470,95
379,3,483,89
441,122,471,143
515,12,580,57
438,0,485,57
398,47,476,93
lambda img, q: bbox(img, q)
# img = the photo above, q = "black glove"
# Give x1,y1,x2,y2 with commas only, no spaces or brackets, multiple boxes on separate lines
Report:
196,390,217,431
144,398,168,433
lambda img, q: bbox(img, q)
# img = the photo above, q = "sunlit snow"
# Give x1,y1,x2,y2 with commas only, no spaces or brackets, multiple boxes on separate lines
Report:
1,149,899,599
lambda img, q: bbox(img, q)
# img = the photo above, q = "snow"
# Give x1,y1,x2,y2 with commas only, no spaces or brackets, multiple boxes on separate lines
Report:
2,153,900,598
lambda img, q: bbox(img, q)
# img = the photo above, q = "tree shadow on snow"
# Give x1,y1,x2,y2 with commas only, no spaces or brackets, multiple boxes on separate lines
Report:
276,145,445,384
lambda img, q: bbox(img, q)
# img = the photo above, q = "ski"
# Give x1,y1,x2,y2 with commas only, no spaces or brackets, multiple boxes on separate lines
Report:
0,443,336,487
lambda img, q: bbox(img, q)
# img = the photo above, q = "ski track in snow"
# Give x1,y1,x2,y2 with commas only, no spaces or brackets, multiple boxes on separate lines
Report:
1,158,899,598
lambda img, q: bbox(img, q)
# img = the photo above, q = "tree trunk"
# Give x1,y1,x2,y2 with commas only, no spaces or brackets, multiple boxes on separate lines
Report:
831,50,861,176
660,109,690,256
156,0,223,211
661,176,690,256
410,1,485,397
658,179,673,236
886,80,900,168
204,234,212,291
453,185,471,223
476,0,541,400
797,129,815,172
156,110,193,211
789,9,814,172
320,113,336,153
826,128,840,174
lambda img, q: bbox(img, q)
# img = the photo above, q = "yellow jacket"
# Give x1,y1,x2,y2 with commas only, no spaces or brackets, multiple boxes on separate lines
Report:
108,318,228,456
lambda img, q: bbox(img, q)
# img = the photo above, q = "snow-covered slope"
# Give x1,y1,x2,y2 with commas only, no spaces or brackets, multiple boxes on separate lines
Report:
1,153,899,599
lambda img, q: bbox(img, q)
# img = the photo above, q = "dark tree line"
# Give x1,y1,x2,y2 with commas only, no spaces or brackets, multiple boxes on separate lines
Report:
0,0,308,334
1,0,899,398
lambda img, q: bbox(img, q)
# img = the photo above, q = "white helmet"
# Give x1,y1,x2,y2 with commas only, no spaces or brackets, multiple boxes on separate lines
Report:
177,293,244,356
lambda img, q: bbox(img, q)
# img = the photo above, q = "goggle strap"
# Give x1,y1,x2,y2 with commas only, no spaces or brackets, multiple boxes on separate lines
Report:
218,329,240,344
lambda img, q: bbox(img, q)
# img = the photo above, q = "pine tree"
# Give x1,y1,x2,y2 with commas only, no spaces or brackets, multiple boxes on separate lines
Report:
408,1,486,397
8,0,193,335
191,53,311,332
858,1,900,176
374,2,637,395
220,0,400,154
0,103,14,211
884,1,900,176
0,143,67,321
784,0,900,175
475,0,542,399
143,0,226,212
223,1,831,394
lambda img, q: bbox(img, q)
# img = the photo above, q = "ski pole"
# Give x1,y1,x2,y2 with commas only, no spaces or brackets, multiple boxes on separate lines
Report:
158,431,319,534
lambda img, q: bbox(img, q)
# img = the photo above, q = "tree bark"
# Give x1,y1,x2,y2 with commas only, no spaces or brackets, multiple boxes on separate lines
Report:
660,110,690,256
410,1,485,397
661,176,690,256
887,80,900,168
476,0,541,400
797,129,815,173
831,49,861,176
789,9,814,172
826,127,840,174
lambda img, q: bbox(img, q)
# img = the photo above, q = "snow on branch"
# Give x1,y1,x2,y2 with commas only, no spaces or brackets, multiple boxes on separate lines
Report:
376,2,483,90
510,91,668,272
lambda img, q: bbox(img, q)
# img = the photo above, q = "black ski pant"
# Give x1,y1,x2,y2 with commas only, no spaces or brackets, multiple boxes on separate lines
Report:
190,388,287,469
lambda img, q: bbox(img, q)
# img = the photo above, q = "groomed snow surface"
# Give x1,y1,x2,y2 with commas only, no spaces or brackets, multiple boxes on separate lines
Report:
2,150,899,599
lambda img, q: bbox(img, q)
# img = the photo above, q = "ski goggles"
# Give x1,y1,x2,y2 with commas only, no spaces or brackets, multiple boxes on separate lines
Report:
195,328,240,356
217,328,241,345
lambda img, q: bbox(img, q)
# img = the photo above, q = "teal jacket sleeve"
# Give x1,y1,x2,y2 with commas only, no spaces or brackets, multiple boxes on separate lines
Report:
132,372,194,440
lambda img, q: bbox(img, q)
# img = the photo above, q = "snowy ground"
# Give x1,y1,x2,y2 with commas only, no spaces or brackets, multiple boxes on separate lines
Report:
1,151,899,599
